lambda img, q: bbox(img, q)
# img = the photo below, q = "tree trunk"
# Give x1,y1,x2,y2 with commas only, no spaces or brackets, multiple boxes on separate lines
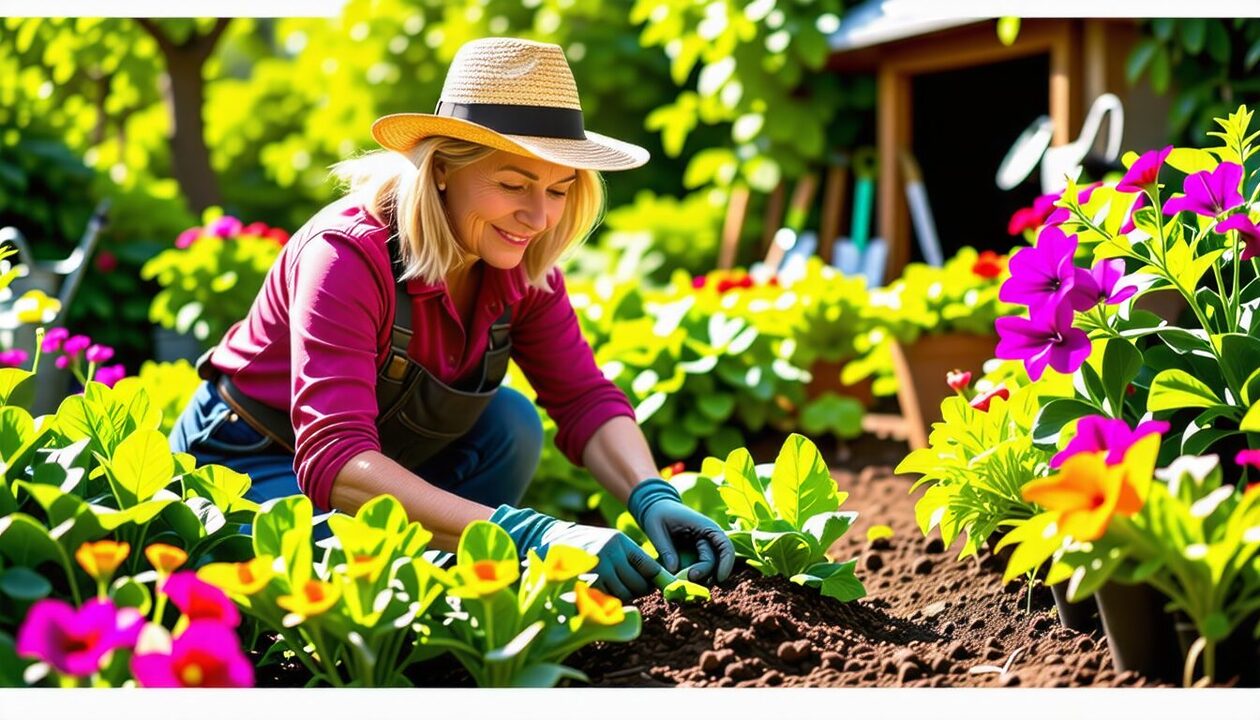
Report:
134,18,231,215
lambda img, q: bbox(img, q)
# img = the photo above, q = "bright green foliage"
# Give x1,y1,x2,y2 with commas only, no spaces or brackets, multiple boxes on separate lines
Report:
417,521,641,687
896,367,1066,560
124,360,203,435
580,189,728,284
693,434,864,602
207,494,445,687
0,380,256,622
141,226,283,347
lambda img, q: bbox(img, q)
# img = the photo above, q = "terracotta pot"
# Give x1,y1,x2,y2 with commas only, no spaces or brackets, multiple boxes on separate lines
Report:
1095,582,1183,683
890,332,996,450
805,358,875,408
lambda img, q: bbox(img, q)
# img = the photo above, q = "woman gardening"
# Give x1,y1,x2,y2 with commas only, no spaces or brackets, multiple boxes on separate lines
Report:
169,37,734,601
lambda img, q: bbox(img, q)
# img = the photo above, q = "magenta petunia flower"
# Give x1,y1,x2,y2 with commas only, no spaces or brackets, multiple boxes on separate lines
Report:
0,349,29,368
1163,162,1245,218
999,226,1098,312
1237,449,1260,470
62,335,91,356
41,327,69,353
94,364,127,388
208,216,243,239
1120,193,1149,235
1216,213,1260,261
1117,145,1173,193
1085,258,1139,306
16,598,144,677
162,572,240,627
54,355,71,370
174,228,201,250
85,344,114,364
1051,416,1171,468
994,302,1091,382
131,621,254,688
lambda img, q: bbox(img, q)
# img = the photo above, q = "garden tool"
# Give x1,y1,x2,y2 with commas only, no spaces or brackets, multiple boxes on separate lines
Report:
996,93,1124,194
817,152,850,266
899,150,944,268
834,146,887,287
762,172,819,272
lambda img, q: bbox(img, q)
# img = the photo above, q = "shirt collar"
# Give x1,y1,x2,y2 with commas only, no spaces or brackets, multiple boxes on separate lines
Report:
403,263,529,306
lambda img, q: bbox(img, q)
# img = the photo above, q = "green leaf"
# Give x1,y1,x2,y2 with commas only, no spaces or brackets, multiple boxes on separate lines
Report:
996,17,1020,46
1000,513,1062,583
1032,398,1101,448
750,530,814,576
1165,147,1219,175
0,369,36,407
457,520,517,565
717,448,773,528
769,434,837,529
696,393,735,422
511,662,589,688
1241,402,1260,432
1126,38,1159,84
1148,369,1224,411
0,566,52,602
1219,334,1260,404
1101,339,1142,416
103,429,175,507
110,576,153,615
1067,547,1126,602
792,559,865,602
802,511,856,554
0,513,70,575
253,494,312,580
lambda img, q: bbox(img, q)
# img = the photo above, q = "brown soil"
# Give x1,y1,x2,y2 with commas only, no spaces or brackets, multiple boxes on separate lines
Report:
568,434,1174,688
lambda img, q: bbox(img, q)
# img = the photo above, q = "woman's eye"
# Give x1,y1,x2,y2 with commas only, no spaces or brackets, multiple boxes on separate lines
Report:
499,183,524,191
548,190,568,198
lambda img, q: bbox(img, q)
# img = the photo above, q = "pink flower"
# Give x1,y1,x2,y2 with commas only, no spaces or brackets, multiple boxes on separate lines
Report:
16,598,143,677
175,228,202,249
162,572,240,627
131,621,254,688
1164,162,1245,218
691,276,706,289
94,364,127,388
994,302,1091,381
1216,213,1260,261
1120,194,1149,235
1085,258,1139,306
208,216,243,238
0,349,28,368
62,335,91,357
946,369,972,392
969,384,1010,412
1237,449,1260,470
94,250,118,274
41,327,69,353
1117,145,1173,193
1051,416,1170,468
999,226,1098,313
85,344,114,364
54,355,71,370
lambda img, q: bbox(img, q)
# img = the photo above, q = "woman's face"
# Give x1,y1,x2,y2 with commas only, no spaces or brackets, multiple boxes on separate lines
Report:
438,150,576,270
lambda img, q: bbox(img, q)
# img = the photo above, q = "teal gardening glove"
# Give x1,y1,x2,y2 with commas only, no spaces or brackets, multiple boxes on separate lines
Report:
627,478,735,584
490,505,665,601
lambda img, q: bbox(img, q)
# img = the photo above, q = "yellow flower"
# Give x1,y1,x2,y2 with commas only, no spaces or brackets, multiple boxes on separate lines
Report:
538,545,598,583
450,559,519,598
277,579,341,618
144,543,188,576
1022,435,1158,542
344,553,386,583
14,289,61,325
75,540,130,582
574,582,624,626
197,557,274,596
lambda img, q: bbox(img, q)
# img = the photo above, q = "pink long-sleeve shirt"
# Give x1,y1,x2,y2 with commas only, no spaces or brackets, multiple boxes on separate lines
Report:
207,196,634,510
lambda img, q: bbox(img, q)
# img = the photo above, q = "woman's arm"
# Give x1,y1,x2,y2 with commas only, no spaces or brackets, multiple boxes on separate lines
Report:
580,415,659,504
328,450,495,550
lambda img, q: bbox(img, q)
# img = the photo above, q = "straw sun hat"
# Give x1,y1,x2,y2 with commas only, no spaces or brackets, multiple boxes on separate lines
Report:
372,37,650,172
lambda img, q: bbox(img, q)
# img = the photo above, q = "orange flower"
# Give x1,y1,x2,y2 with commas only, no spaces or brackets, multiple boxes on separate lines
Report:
144,544,188,576
344,553,386,583
277,580,341,618
75,540,130,582
574,582,624,626
197,557,274,596
450,559,519,598
1022,434,1158,541
538,546,597,583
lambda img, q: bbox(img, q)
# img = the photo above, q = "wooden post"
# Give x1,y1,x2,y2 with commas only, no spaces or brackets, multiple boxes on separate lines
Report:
717,185,750,270
759,182,788,258
819,163,849,266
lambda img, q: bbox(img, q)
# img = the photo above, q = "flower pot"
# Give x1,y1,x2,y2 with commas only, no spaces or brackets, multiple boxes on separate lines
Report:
1095,582,1183,682
890,332,996,450
1050,584,1101,633
1133,288,1187,325
1174,612,1260,687
153,326,204,364
805,358,875,408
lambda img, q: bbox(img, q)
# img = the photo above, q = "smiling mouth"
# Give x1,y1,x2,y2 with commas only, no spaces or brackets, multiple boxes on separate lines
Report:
494,227,533,246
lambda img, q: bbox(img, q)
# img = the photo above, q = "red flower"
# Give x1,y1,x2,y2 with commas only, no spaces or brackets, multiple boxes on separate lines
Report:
969,384,1010,412
946,369,972,392
94,250,118,274
264,228,290,245
716,278,737,294
242,222,270,237
972,251,1006,279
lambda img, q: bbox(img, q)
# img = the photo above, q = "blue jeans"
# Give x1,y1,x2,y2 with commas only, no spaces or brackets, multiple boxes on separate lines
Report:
170,380,544,536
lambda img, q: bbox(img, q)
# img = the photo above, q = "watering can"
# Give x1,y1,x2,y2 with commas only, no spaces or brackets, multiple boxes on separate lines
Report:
0,199,110,413
997,93,1125,194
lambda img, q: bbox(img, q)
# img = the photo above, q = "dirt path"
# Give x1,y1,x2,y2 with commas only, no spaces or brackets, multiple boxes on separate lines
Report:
572,436,1167,688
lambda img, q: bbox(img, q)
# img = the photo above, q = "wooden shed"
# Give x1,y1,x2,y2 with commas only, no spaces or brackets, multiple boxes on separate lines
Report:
824,5,1169,282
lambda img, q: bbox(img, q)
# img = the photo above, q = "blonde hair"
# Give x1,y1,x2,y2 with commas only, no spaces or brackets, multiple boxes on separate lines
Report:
329,137,606,291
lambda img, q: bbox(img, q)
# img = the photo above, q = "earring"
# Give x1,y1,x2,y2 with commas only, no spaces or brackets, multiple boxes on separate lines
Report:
437,182,446,191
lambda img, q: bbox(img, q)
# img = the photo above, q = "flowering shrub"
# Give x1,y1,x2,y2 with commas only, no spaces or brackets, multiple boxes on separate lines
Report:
141,210,286,347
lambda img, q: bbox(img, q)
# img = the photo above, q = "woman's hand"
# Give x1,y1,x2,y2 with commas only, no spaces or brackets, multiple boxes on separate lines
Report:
628,478,735,584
